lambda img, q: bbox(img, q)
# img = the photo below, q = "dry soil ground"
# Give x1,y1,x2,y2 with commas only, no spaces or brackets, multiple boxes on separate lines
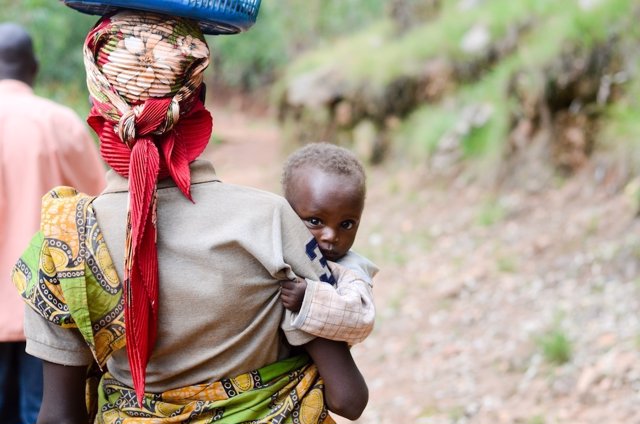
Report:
205,101,640,424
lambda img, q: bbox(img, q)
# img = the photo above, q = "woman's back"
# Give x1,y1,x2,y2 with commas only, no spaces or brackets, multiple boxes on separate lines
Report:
93,160,323,390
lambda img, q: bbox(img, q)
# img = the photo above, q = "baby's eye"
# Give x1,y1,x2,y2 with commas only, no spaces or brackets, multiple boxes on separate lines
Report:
341,220,356,230
305,217,322,227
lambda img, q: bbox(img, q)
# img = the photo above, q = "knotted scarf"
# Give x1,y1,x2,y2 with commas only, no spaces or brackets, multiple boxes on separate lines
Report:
83,10,212,403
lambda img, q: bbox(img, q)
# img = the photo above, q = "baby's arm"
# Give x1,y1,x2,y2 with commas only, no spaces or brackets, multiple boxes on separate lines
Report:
303,337,368,420
284,261,376,345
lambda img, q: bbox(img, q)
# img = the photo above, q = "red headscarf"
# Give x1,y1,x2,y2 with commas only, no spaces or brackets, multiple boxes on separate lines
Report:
84,10,212,403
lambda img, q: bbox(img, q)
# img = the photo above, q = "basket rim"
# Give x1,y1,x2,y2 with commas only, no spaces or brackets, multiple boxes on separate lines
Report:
62,0,261,35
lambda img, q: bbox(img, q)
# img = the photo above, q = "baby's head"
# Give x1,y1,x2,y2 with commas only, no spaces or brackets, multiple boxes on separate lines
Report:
282,142,366,262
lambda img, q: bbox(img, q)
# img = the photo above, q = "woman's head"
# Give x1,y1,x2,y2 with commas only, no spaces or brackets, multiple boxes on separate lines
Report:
84,10,212,149
84,9,213,184
86,10,209,107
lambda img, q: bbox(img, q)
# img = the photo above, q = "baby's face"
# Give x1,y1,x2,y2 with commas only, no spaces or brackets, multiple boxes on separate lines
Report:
287,168,364,262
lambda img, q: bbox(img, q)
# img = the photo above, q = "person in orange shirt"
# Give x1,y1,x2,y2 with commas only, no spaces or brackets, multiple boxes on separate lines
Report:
0,23,106,424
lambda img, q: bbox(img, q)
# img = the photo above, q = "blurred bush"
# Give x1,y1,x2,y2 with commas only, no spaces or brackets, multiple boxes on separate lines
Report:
1,0,95,85
0,0,386,112
0,0,96,112
210,0,385,90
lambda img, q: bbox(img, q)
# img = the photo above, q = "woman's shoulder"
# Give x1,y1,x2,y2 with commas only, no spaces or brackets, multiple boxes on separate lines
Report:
41,186,95,214
40,186,97,236
207,182,290,209
43,186,94,199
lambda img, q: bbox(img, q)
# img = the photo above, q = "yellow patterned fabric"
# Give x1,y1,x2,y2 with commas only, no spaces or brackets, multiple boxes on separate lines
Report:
97,355,335,424
12,186,125,367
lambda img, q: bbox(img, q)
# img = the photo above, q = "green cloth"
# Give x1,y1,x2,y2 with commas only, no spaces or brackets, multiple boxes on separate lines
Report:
97,354,333,423
13,186,126,367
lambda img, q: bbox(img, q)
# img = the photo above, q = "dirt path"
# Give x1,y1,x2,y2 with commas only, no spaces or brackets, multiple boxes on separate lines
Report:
206,103,640,424
203,105,282,192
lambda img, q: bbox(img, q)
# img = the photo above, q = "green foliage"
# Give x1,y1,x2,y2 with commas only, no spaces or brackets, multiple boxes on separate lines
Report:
0,0,96,82
212,0,386,90
599,24,640,174
496,255,518,274
4,0,639,169
0,0,387,110
536,326,573,365
394,0,636,164
0,0,96,109
207,3,287,90
396,104,458,158
528,415,546,424
286,0,569,88
568,0,633,46
418,405,440,418
448,405,466,421
476,197,506,227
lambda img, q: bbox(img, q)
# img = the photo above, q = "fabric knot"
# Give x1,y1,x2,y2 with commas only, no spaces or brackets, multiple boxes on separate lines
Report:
116,100,173,149
118,108,139,147
158,99,180,135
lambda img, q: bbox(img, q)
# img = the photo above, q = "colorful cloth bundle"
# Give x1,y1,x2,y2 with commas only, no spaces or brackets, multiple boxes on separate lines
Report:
12,187,125,367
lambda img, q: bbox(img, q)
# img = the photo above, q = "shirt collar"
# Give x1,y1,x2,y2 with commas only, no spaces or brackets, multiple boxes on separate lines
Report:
0,79,33,95
101,159,220,194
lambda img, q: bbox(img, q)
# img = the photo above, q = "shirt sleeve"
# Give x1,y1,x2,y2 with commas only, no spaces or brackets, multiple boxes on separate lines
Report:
337,250,379,285
24,306,95,366
289,260,376,345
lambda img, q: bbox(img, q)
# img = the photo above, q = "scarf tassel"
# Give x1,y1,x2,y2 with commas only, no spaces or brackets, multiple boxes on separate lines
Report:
124,138,160,404
88,96,212,405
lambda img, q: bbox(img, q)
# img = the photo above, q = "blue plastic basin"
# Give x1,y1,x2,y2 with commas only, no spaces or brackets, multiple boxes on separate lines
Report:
62,0,261,35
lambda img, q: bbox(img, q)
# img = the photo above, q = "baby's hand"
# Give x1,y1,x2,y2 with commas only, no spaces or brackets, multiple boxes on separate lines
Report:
280,277,307,312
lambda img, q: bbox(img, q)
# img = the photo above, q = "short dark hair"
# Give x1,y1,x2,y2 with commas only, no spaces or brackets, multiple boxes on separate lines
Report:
282,142,366,199
0,23,38,83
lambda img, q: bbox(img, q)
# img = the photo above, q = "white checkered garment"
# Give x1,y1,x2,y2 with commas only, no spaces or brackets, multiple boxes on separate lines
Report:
290,259,376,345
